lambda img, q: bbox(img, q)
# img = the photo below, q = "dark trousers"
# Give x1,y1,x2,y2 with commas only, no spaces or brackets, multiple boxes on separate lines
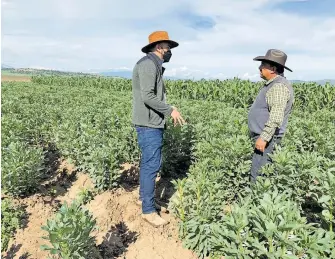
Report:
135,126,163,214
250,135,281,182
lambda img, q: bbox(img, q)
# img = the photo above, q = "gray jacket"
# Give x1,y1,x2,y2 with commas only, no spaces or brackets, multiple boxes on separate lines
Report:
132,53,173,129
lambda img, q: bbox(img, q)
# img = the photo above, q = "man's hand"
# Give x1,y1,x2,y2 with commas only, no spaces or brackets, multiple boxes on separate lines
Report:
171,107,186,126
255,137,267,152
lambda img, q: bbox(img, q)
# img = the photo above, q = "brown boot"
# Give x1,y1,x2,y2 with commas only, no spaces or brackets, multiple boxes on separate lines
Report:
136,200,168,213
141,212,169,227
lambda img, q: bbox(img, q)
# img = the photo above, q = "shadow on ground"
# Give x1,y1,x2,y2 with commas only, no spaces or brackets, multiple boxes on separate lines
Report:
3,244,30,259
119,165,140,193
98,221,138,259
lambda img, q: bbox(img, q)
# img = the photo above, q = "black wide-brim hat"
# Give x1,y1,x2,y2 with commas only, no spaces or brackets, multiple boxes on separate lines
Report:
253,49,293,72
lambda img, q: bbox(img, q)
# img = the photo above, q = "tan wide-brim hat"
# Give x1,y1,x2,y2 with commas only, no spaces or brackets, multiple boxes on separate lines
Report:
141,31,179,53
253,49,293,72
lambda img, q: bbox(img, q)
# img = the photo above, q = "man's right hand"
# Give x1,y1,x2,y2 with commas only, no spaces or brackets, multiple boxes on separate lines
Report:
171,107,186,126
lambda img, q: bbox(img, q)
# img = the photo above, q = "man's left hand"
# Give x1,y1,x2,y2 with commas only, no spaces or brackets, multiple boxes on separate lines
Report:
255,137,267,152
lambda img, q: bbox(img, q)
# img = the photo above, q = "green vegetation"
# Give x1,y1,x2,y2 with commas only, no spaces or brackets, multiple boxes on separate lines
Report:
41,200,99,259
1,199,25,252
1,76,334,258
1,70,32,77
1,81,139,194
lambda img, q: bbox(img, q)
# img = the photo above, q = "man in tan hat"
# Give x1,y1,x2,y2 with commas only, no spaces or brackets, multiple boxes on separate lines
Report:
248,49,294,182
132,31,185,227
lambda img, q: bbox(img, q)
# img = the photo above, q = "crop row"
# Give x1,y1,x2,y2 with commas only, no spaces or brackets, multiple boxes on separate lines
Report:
2,79,335,258
31,75,335,111
2,82,139,195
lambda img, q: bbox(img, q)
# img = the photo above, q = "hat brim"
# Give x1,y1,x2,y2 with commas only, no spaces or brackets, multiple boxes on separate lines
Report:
141,40,179,53
253,56,293,72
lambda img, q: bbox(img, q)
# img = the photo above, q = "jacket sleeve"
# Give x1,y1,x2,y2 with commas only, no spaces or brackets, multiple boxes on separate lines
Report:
138,60,173,116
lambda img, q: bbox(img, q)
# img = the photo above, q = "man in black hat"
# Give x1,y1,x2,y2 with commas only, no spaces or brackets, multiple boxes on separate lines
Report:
132,31,185,227
248,49,294,182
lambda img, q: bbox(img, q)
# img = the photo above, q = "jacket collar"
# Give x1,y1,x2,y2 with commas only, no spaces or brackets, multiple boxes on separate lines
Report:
147,52,165,74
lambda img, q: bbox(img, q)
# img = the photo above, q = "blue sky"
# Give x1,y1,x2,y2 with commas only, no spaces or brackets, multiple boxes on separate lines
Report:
2,0,335,80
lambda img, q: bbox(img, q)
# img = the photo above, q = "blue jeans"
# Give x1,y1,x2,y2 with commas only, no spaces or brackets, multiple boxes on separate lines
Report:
135,126,163,214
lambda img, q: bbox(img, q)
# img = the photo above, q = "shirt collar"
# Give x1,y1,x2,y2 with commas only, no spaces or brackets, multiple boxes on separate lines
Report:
265,75,279,86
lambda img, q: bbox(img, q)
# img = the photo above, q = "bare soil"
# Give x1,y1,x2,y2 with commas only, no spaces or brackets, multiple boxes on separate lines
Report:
1,75,31,82
2,162,198,259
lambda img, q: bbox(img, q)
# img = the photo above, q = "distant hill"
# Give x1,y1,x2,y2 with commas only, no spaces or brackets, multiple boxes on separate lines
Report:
314,79,335,85
1,64,15,69
291,79,335,85
1,67,94,77
99,70,178,80
2,66,334,84
100,70,132,79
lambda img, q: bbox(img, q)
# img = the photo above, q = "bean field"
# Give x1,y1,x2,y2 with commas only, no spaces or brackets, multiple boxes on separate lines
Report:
1,76,335,258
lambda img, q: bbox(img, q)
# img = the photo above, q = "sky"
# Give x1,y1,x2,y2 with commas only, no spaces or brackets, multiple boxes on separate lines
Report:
1,0,335,81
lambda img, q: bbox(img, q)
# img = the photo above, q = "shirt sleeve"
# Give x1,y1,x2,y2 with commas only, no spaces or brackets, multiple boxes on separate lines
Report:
260,83,290,142
138,60,173,116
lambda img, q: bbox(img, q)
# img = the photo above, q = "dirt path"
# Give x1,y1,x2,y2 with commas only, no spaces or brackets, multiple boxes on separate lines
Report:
1,75,31,82
2,163,198,259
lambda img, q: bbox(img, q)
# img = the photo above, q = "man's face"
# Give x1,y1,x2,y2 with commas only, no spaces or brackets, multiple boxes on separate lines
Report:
259,61,275,80
157,42,171,55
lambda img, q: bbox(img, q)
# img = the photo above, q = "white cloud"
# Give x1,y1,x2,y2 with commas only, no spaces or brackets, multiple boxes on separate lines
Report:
165,67,208,79
2,0,335,80
241,73,260,80
212,72,227,79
